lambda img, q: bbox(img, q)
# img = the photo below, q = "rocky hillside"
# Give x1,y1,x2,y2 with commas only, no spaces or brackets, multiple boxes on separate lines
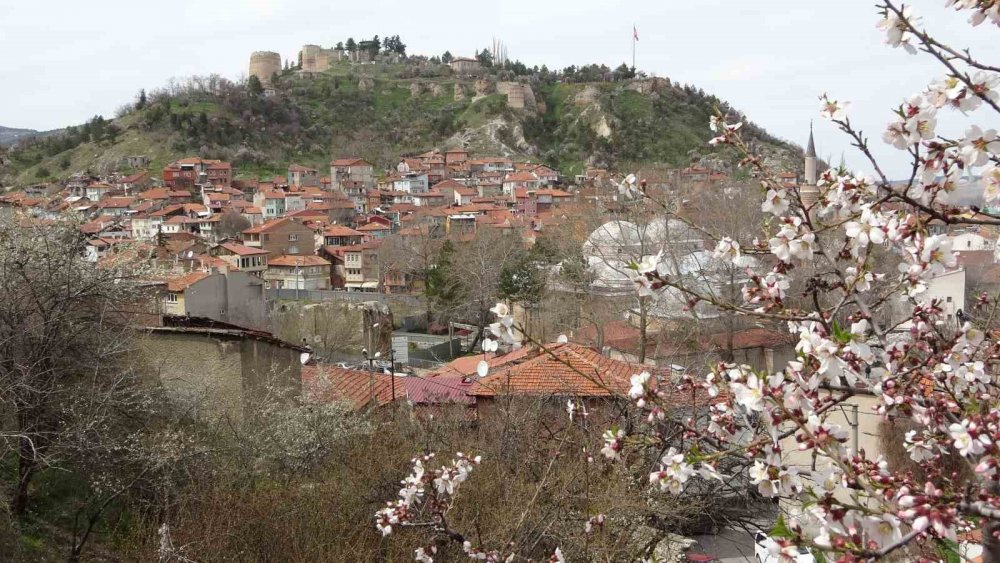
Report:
0,61,802,186
0,125,54,147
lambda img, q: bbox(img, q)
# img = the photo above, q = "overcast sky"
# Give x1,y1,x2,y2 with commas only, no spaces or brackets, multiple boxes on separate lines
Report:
1,0,997,176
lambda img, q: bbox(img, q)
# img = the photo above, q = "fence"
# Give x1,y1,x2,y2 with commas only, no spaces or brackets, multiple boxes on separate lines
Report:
405,338,462,366
267,288,422,308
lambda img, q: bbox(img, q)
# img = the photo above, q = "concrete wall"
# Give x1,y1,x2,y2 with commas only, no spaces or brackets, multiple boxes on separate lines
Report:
240,336,303,406
142,331,245,419
141,329,303,421
183,272,269,331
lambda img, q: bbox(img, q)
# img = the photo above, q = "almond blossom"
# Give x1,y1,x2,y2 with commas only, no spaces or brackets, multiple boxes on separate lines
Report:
959,125,1000,166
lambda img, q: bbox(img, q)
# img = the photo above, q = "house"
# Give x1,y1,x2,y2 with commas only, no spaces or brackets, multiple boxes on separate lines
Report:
502,171,542,195
330,158,375,191
323,225,364,247
357,221,392,240
85,183,116,201
412,190,448,207
385,173,430,195
265,255,332,290
213,243,270,276
444,148,469,165
242,217,315,256
97,197,135,217
141,315,307,420
449,57,482,74
159,270,269,330
119,171,152,193
162,157,232,188
254,190,288,219
288,164,320,186
322,241,382,291
446,213,477,237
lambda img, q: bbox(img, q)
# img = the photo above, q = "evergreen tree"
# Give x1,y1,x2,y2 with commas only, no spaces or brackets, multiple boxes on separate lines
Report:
425,240,462,318
335,41,344,50
345,38,357,52
441,51,453,63
136,89,147,110
247,75,264,96
476,47,494,68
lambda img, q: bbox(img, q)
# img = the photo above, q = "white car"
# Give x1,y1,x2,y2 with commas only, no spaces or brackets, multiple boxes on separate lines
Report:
753,531,816,563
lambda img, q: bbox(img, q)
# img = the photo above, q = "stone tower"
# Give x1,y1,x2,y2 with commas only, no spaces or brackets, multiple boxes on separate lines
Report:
801,122,820,207
249,51,281,87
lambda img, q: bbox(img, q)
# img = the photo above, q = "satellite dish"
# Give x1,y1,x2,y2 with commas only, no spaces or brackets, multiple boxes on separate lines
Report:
299,352,311,365
186,251,195,258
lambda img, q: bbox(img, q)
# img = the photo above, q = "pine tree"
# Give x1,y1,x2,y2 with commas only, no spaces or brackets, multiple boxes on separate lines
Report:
247,75,264,96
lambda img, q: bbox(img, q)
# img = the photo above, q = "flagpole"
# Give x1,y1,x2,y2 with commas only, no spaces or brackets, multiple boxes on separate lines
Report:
632,25,636,71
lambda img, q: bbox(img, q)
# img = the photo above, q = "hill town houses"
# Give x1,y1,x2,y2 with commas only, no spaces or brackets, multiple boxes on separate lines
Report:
1,142,993,343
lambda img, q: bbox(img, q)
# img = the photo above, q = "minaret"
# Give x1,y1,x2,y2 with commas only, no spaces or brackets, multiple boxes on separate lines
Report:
805,121,817,185
801,122,819,207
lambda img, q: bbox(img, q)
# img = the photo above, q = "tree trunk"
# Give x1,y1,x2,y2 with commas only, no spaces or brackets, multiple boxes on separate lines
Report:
984,517,1000,563
639,300,648,364
13,436,35,516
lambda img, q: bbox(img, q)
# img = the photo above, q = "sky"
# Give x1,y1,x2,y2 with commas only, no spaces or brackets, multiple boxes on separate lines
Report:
1,0,998,177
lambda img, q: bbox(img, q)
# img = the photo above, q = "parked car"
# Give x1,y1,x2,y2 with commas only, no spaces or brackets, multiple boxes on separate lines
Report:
753,531,816,563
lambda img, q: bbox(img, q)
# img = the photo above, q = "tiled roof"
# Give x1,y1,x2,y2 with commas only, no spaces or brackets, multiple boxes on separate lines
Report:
430,347,534,378
356,222,391,231
243,217,298,234
268,255,330,267
302,364,395,409
504,171,539,183
98,197,134,208
471,342,668,398
323,225,364,237
401,376,475,405
166,271,210,292
219,243,270,256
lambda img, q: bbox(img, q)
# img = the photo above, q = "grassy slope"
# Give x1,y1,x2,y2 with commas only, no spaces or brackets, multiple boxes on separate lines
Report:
1,63,800,186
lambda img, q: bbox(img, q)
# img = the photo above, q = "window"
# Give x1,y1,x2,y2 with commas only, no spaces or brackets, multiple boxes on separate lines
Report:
288,246,299,254
166,293,179,303
288,234,299,241
947,296,952,302
262,234,270,241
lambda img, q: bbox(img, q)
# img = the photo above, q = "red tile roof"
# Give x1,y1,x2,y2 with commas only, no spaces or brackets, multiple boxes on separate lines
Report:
166,271,210,292
471,343,667,398
323,225,364,237
219,243,270,256
302,364,395,409
268,255,330,267
401,376,476,405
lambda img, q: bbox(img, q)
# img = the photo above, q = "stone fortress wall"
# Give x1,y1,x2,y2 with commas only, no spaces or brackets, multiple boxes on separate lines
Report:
248,51,281,86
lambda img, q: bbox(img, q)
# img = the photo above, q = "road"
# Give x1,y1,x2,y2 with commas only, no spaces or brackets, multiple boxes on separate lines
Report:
691,528,757,563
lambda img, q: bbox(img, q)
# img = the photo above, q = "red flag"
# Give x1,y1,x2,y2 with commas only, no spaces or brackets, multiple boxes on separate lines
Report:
633,26,639,41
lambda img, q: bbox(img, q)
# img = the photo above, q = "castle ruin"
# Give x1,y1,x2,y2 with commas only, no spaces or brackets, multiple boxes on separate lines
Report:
249,51,281,86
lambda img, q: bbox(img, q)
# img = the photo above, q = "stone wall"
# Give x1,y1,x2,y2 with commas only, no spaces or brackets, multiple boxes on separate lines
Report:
249,51,281,86
141,329,303,421
497,82,537,112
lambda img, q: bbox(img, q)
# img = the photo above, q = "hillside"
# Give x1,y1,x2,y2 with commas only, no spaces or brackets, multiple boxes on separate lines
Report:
0,60,802,186
0,125,51,147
